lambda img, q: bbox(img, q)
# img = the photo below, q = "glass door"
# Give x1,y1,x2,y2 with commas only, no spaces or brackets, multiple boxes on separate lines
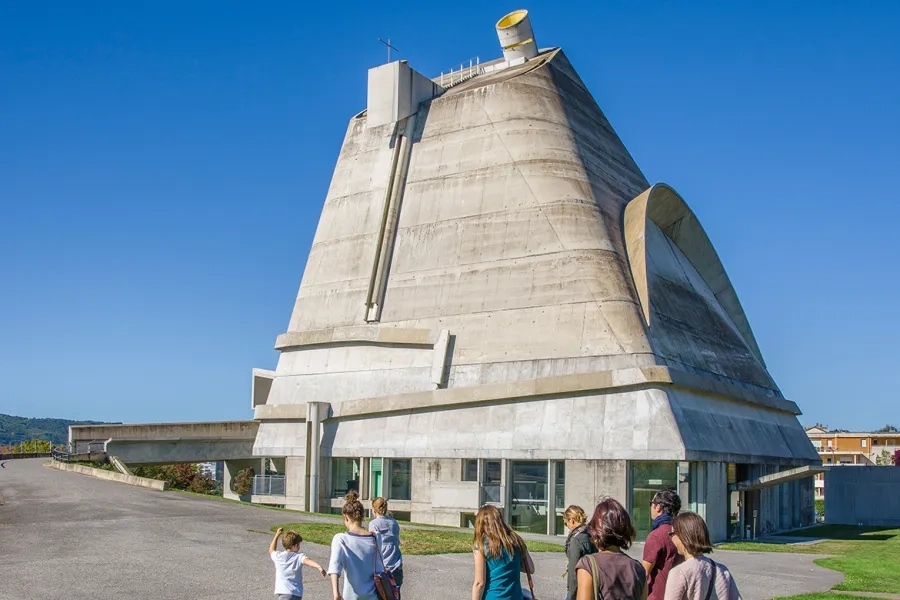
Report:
630,461,678,541
510,461,549,534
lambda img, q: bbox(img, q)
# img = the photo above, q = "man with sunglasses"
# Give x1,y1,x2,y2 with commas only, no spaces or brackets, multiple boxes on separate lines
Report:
641,489,683,600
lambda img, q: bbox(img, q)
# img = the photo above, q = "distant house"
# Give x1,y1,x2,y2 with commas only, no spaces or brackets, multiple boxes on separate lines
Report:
804,427,900,497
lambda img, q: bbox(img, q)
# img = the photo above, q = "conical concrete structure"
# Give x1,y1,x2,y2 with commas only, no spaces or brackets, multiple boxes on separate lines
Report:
250,11,819,540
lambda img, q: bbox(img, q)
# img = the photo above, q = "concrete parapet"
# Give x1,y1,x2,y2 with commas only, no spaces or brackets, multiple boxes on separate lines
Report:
825,466,900,526
48,460,168,491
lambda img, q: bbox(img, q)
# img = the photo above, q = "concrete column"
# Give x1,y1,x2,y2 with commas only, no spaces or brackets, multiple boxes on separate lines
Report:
548,460,559,536
306,402,328,513
500,459,509,522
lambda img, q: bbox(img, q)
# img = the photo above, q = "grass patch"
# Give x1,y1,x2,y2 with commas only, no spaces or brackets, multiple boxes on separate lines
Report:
771,595,880,600
719,525,900,595
271,522,564,555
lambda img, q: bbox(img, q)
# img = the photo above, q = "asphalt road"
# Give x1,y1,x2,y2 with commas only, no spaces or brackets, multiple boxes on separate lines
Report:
0,459,842,599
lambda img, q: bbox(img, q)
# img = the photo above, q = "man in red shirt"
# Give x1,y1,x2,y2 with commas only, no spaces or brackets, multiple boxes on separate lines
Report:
641,489,682,600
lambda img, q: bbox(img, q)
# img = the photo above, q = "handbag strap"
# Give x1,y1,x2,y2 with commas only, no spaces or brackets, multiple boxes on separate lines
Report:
370,533,387,573
516,540,536,598
586,554,602,600
704,557,717,600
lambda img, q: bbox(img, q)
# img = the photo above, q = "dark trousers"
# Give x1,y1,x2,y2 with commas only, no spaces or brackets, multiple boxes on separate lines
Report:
392,567,404,595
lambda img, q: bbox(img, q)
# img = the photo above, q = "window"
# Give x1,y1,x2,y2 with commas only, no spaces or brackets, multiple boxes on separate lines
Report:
826,457,832,463
332,458,360,497
630,461,678,541
874,439,880,446
811,440,822,448
461,512,476,528
463,459,478,482
554,461,566,535
510,461,549,535
861,440,867,448
389,459,411,501
482,460,502,504
827,440,833,448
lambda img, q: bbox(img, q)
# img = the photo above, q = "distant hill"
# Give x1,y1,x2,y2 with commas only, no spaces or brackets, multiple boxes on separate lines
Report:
0,413,117,446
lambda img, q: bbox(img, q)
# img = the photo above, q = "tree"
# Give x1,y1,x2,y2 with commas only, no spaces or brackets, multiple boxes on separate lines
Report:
876,449,894,466
874,424,899,433
230,466,255,496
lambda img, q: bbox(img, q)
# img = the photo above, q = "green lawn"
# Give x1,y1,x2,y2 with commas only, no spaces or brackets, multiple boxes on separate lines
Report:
270,522,564,556
719,525,900,595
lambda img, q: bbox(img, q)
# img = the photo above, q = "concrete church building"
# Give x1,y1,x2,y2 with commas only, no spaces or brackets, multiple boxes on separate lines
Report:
248,10,820,541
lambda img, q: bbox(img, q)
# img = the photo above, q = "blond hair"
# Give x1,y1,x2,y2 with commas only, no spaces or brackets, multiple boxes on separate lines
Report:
564,505,587,525
473,504,526,560
372,496,389,516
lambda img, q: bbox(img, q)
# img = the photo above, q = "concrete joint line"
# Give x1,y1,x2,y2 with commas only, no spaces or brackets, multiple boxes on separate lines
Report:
331,365,801,420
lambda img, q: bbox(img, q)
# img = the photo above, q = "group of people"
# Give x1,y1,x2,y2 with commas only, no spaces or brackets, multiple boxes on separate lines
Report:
268,490,404,600
265,489,741,600
469,490,741,600
559,490,742,600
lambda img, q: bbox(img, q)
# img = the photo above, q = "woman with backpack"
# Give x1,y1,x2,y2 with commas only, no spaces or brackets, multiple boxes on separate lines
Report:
564,505,597,600
664,512,742,600
575,498,647,600
368,497,404,595
471,504,536,600
327,490,381,600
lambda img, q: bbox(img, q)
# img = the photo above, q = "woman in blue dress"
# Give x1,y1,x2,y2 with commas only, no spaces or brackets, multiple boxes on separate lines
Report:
471,504,535,600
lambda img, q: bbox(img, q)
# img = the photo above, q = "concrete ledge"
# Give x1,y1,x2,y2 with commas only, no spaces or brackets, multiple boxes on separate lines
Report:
333,365,801,419
254,404,308,421
48,460,168,491
275,326,435,350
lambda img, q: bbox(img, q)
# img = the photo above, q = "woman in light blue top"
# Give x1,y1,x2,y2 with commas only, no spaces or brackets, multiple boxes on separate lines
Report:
368,497,404,592
471,504,535,600
328,491,380,600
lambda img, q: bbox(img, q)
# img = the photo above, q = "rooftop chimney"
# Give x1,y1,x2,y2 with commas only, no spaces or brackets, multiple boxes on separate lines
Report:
496,9,538,62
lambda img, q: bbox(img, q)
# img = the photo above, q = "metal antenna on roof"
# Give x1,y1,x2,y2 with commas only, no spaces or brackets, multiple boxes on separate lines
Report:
378,38,399,63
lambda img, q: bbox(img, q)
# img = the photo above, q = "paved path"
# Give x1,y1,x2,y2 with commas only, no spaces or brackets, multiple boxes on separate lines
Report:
0,459,843,599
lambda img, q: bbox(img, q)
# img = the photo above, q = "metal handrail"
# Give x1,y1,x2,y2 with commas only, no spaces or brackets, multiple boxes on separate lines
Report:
252,474,286,496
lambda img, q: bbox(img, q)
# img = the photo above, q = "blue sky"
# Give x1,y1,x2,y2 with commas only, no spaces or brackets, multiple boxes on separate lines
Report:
2,2,898,430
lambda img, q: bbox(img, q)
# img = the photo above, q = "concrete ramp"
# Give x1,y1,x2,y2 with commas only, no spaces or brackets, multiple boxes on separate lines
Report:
69,421,258,465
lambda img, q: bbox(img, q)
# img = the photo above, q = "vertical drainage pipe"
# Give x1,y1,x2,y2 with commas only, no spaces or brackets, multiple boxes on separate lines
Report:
370,113,417,321
364,121,403,320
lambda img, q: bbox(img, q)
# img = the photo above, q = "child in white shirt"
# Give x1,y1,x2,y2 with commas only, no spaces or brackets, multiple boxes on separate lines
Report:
268,527,327,600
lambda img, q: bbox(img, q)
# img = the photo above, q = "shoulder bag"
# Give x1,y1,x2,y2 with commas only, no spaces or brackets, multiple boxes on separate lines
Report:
518,541,537,600
586,554,603,600
370,534,400,600
704,557,718,600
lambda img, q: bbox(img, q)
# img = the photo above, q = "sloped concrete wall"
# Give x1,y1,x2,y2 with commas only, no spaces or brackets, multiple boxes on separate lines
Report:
50,460,168,491
825,467,900,526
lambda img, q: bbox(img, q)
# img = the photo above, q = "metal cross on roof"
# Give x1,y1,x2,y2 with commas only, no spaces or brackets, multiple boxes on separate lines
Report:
377,38,399,63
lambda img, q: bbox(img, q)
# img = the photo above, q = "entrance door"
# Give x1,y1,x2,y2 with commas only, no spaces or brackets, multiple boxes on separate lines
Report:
371,458,383,498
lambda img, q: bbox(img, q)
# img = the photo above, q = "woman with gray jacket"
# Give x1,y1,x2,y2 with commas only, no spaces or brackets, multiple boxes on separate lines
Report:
563,505,597,600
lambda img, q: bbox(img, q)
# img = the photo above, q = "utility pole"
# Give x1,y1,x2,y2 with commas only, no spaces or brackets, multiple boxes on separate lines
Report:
377,38,399,63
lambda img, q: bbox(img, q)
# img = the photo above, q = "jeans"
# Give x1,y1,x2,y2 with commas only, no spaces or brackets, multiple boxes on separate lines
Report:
392,567,404,594
276,595,301,600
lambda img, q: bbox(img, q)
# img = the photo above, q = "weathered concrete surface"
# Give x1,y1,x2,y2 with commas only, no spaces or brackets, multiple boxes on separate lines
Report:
257,45,817,468
0,459,842,600
48,460,168,490
825,466,900,526
69,421,258,464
